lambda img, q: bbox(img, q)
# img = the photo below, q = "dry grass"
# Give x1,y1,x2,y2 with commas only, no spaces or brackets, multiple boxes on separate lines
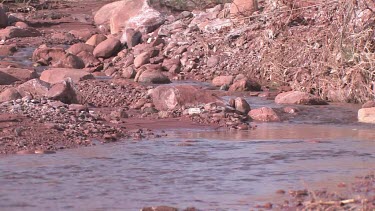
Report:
250,0,375,103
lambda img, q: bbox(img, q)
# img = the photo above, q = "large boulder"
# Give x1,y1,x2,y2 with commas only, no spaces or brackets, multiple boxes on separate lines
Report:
248,107,281,122
46,79,78,104
94,0,165,34
137,69,171,84
228,78,261,92
93,37,121,58
66,43,94,55
0,68,37,85
275,91,328,105
0,88,21,102
40,68,94,84
32,47,85,69
212,75,234,87
86,34,107,46
358,108,375,124
151,85,220,111
16,79,50,98
234,97,250,114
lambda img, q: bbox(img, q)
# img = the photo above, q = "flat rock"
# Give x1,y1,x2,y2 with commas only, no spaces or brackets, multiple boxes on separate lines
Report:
358,108,375,124
0,27,41,39
151,85,220,111
248,107,281,122
16,78,50,98
0,88,21,102
0,68,37,85
40,68,94,84
275,91,328,105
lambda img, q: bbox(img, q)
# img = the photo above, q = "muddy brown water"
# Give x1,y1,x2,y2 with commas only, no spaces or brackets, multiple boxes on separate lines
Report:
0,121,374,210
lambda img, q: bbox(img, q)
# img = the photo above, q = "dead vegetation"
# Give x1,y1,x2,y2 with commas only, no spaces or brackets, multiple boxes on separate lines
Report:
230,0,375,103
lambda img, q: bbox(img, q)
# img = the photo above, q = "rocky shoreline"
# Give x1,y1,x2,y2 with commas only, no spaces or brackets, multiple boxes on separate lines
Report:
0,0,373,154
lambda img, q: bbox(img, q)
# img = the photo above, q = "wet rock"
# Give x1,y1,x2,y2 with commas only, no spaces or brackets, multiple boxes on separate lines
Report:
358,108,375,124
134,52,151,68
275,91,328,105
46,79,78,104
40,68,94,84
17,78,50,98
0,88,21,102
0,68,37,85
234,97,251,114
151,85,220,111
283,106,299,114
122,28,142,48
66,43,94,55
230,0,258,16
34,150,56,154
229,78,261,92
137,70,171,84
0,45,16,56
212,75,234,87
86,34,107,46
0,27,41,39
0,4,8,28
93,37,122,58
32,47,85,69
94,0,165,34
16,150,35,155
248,107,281,122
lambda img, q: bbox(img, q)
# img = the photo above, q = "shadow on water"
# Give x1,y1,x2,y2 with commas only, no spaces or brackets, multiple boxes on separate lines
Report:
0,123,374,210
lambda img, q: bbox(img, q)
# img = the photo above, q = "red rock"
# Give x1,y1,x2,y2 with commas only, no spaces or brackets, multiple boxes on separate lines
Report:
275,91,328,105
14,21,28,29
137,69,170,84
0,68,37,85
134,52,150,68
66,43,94,55
358,108,375,124
207,55,220,67
76,51,100,67
0,88,21,102
122,66,136,79
122,28,142,48
151,85,220,111
0,4,8,28
94,0,164,34
141,206,178,211
46,79,78,104
32,47,85,69
16,78,50,98
362,101,375,108
234,97,251,114
40,68,94,84
229,78,261,91
86,34,107,46
69,28,93,40
248,107,281,122
0,45,16,56
93,37,122,58
212,75,234,87
230,0,258,16
162,58,181,73
0,27,41,39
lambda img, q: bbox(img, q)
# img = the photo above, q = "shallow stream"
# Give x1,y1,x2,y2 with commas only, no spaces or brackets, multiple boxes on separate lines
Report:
0,122,374,210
